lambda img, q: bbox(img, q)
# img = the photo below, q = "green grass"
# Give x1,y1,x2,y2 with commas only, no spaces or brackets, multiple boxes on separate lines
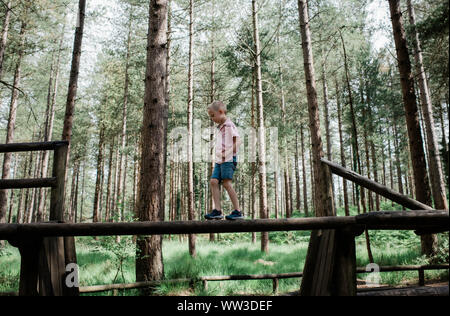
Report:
0,231,448,296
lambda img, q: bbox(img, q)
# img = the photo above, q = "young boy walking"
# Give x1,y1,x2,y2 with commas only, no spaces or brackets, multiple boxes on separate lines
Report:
205,101,244,220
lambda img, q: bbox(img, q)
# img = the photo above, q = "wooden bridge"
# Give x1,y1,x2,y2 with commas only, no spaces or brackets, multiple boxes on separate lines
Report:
0,141,448,296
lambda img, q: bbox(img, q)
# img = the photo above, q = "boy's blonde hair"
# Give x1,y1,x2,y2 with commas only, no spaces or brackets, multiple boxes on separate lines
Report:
208,100,227,113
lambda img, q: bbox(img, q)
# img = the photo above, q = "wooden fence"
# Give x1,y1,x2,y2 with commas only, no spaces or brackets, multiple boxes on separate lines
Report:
0,141,449,296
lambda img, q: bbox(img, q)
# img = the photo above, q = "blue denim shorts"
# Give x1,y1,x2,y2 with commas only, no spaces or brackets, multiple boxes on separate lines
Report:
211,157,237,183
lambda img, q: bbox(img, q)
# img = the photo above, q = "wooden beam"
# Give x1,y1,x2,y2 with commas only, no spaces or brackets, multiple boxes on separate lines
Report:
355,264,449,273
0,211,448,239
0,217,356,239
79,278,190,294
356,210,448,228
0,141,69,153
4,264,447,295
0,178,57,189
50,143,68,221
322,159,433,210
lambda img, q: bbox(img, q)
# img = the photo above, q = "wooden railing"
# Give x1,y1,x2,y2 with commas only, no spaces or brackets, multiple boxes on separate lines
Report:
0,142,448,296
3,264,447,296
0,141,69,221
0,141,77,296
0,210,448,296
80,264,449,295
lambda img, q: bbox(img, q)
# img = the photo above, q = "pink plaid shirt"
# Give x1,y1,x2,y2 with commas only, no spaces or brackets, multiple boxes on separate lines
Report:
215,118,240,164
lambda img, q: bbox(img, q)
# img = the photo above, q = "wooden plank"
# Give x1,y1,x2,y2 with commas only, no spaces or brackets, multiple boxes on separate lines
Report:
50,144,68,221
0,211,447,240
355,264,449,273
17,239,42,296
331,229,357,296
0,178,57,189
356,210,449,228
0,141,69,153
0,217,357,239
299,230,322,296
38,237,66,296
79,278,190,294
322,159,433,210
200,272,303,281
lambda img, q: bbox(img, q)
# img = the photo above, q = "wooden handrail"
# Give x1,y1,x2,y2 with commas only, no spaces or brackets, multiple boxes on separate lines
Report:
0,141,69,153
321,159,433,211
0,178,57,189
74,264,449,294
0,211,448,239
1,264,447,295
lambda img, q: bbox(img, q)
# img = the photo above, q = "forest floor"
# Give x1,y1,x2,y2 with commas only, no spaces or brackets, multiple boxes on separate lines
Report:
0,228,448,296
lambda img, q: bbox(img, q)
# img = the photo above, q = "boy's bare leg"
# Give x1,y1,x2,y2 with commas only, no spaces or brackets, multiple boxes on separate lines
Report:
210,179,222,211
222,179,240,211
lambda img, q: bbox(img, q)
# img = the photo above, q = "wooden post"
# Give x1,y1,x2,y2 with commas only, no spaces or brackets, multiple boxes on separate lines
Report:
331,228,361,296
418,268,425,286
12,239,42,296
272,278,279,294
50,143,68,221
38,237,66,296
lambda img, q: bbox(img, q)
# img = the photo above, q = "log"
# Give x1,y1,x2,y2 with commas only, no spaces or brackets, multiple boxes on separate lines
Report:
321,159,433,210
355,264,449,273
9,264,445,295
49,144,68,221
200,272,304,281
79,278,190,294
0,141,69,153
0,211,448,239
0,178,57,189
356,210,449,229
0,217,357,239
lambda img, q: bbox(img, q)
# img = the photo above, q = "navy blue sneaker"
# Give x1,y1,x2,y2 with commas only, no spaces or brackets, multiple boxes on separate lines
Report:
204,209,224,220
226,210,245,220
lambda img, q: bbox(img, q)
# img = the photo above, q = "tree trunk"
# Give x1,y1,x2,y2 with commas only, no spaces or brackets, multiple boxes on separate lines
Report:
105,139,114,222
300,125,308,216
208,8,217,241
0,0,12,79
16,152,29,223
7,154,17,223
336,80,349,216
252,0,269,253
407,0,448,211
112,144,120,220
339,28,366,216
295,131,301,212
136,0,168,286
37,25,65,222
297,0,334,218
59,0,86,222
93,125,105,223
117,8,133,226
322,67,336,209
0,13,28,225
186,0,196,258
388,0,436,256
80,160,86,222
250,67,257,243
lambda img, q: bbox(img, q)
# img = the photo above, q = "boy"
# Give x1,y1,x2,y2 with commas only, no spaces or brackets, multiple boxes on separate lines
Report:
204,101,244,220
